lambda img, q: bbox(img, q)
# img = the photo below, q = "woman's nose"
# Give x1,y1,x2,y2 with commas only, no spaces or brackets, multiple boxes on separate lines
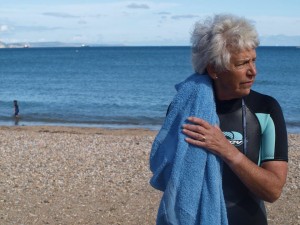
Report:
247,61,256,76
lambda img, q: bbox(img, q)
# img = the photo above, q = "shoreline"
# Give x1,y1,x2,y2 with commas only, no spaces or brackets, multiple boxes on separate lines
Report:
1,124,299,134
0,125,157,136
0,126,299,224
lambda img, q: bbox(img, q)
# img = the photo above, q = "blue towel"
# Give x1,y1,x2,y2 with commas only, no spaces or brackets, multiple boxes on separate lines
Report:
150,73,228,225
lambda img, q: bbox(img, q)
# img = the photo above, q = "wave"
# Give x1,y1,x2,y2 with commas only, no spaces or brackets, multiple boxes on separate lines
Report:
285,120,300,133
0,114,165,130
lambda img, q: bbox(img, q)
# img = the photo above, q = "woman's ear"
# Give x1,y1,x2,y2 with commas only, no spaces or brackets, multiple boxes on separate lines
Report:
206,64,218,80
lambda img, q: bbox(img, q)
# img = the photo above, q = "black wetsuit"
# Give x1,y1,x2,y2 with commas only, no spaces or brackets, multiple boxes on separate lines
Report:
217,90,288,225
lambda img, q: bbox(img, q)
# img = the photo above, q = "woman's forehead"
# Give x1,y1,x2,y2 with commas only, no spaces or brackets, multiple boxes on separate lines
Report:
230,48,256,61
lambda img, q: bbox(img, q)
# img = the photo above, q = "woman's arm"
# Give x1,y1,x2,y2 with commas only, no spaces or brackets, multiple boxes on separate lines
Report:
182,116,288,203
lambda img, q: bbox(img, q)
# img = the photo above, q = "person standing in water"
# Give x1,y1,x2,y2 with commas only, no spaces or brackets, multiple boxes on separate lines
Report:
13,100,19,117
13,100,20,125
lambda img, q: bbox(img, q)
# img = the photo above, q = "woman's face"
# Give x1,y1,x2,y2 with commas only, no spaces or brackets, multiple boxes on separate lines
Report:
213,48,257,100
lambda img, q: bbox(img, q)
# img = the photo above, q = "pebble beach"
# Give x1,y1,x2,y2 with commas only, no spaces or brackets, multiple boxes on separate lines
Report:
0,126,299,225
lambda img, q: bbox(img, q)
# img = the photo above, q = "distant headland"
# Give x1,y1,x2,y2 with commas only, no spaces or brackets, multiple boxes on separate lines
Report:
0,41,123,48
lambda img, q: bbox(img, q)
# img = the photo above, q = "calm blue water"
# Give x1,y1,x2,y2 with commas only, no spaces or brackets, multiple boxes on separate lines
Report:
0,46,299,133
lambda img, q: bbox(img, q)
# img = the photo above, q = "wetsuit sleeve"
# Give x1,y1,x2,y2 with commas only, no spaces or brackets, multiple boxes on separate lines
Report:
257,98,288,163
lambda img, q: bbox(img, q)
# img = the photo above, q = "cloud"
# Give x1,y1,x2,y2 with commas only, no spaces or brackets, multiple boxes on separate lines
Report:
0,25,9,32
157,12,171,15
15,25,63,32
171,15,199,20
42,12,80,18
71,34,85,42
126,3,150,9
78,20,87,25
94,14,107,18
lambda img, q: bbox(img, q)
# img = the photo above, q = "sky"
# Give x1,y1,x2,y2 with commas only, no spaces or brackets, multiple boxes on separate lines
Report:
1,0,300,46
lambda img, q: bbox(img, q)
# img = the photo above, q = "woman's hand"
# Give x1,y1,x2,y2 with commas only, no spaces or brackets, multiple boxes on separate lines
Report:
182,116,237,160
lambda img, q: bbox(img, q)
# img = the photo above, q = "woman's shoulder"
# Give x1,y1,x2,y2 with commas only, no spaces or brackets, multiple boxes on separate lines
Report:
249,90,279,103
246,90,282,113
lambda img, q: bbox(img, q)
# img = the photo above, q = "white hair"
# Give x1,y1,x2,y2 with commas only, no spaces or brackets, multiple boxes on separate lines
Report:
191,14,259,74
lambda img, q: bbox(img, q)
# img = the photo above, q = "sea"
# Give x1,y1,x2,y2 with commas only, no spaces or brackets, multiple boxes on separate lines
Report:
0,46,299,133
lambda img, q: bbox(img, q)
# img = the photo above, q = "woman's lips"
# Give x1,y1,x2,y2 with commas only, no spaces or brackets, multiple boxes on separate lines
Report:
240,81,253,87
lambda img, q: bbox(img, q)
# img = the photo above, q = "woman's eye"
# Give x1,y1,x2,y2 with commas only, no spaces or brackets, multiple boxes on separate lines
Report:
236,62,247,67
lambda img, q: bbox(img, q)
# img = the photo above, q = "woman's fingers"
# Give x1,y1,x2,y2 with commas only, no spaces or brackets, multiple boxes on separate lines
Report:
182,128,206,142
187,117,211,129
185,137,206,146
182,123,205,134
182,117,210,144
183,117,231,156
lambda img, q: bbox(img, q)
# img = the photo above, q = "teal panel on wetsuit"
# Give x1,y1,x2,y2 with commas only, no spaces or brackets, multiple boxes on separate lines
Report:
256,113,276,162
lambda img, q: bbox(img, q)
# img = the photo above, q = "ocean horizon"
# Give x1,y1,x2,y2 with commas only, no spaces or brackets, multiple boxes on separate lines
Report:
0,46,299,133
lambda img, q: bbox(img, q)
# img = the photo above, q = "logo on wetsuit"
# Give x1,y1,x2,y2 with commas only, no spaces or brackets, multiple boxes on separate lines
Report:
223,131,243,146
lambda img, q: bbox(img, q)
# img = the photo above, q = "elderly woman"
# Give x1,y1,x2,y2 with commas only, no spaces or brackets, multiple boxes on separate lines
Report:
150,14,288,225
